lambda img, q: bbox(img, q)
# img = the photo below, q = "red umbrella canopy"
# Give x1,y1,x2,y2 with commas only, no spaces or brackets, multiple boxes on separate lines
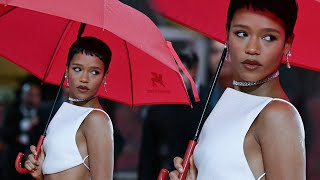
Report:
0,2,199,106
152,0,320,72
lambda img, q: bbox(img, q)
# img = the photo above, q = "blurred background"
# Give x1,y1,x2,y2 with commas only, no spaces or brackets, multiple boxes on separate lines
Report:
1,0,320,179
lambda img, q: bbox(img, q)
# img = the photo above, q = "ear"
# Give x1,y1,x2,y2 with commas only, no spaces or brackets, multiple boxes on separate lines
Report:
225,29,231,46
283,34,295,55
103,72,108,83
65,67,69,77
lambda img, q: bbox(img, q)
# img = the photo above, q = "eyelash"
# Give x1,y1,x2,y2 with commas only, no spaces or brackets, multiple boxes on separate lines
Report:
234,31,247,38
262,35,277,42
91,70,100,75
73,67,81,72
72,67,101,75
234,31,277,42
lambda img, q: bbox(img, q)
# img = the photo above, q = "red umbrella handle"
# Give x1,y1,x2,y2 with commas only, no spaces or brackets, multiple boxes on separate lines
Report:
157,140,197,180
15,135,45,174
157,168,169,180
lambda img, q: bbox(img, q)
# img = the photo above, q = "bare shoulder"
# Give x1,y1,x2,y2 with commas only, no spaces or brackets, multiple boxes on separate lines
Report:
83,109,113,134
259,100,303,126
86,109,111,121
256,99,304,139
81,109,114,179
254,100,306,179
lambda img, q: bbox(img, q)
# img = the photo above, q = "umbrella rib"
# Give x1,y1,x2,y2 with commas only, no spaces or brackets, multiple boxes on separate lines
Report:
123,40,134,107
43,73,66,135
43,20,73,81
194,47,227,140
0,5,15,18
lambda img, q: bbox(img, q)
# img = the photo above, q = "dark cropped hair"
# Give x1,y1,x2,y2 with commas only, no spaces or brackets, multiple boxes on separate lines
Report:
67,36,112,74
226,0,298,39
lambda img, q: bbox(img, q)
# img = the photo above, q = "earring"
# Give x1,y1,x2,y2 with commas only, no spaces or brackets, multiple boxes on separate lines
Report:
224,43,229,61
286,51,291,69
64,75,69,86
103,81,107,93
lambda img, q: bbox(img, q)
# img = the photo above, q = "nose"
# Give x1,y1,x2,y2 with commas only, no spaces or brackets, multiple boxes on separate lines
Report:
245,37,261,55
80,72,89,83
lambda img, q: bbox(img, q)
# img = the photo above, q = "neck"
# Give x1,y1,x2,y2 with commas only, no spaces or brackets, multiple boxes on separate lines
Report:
233,71,279,87
218,76,234,89
234,77,288,100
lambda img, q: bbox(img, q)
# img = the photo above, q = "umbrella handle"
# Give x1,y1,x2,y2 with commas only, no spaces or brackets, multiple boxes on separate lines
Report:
157,140,197,180
157,168,169,180
15,135,45,174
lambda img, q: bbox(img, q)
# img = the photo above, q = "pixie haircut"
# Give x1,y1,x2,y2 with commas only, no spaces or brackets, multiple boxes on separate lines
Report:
226,0,298,39
67,36,112,74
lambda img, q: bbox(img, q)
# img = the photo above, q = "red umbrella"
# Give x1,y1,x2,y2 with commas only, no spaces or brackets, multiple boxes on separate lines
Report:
0,2,199,106
153,0,320,72
0,0,199,174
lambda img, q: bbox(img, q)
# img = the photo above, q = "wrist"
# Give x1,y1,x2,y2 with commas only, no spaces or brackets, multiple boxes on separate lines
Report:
35,174,44,180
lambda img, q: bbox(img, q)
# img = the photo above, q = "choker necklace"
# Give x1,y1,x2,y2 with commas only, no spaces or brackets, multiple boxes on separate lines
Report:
68,96,96,102
233,70,279,87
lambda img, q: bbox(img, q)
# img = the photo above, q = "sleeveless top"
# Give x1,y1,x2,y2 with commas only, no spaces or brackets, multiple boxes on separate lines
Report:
193,88,304,179
42,102,112,174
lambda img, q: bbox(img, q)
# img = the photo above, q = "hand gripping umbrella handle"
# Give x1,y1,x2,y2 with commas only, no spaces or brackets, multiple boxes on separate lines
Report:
157,140,197,180
15,135,45,174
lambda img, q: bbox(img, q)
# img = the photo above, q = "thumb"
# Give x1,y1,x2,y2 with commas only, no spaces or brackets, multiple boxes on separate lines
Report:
39,146,45,160
189,155,197,179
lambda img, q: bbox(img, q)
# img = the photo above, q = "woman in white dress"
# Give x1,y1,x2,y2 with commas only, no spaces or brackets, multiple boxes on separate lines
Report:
24,37,114,180
169,0,306,179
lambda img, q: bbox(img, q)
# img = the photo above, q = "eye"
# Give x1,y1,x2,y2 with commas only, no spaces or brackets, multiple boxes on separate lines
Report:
262,35,277,42
73,67,81,72
234,31,247,38
91,70,101,75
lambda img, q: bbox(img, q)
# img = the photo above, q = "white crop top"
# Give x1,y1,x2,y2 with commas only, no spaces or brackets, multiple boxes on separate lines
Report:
42,102,112,174
193,88,304,179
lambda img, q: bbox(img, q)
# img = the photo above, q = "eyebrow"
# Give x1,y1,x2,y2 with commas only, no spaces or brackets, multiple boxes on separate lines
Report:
232,24,281,34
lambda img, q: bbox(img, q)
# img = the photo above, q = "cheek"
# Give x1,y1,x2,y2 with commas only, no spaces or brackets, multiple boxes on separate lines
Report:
228,38,242,60
263,48,284,67
68,74,77,86
91,77,104,89
228,48,241,68
93,81,102,89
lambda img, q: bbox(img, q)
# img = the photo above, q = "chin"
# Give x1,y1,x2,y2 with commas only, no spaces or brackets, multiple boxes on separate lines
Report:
237,71,262,82
74,94,91,100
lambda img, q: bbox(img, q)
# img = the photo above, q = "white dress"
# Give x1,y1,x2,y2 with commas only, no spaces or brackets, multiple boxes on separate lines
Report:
42,102,112,175
193,88,304,180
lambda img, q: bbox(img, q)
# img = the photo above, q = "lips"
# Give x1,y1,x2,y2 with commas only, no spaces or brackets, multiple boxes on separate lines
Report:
77,85,89,93
241,59,262,70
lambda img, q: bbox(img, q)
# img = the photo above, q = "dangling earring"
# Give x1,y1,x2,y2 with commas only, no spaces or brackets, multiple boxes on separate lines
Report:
103,81,107,93
65,74,69,86
224,43,229,61
286,51,291,69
